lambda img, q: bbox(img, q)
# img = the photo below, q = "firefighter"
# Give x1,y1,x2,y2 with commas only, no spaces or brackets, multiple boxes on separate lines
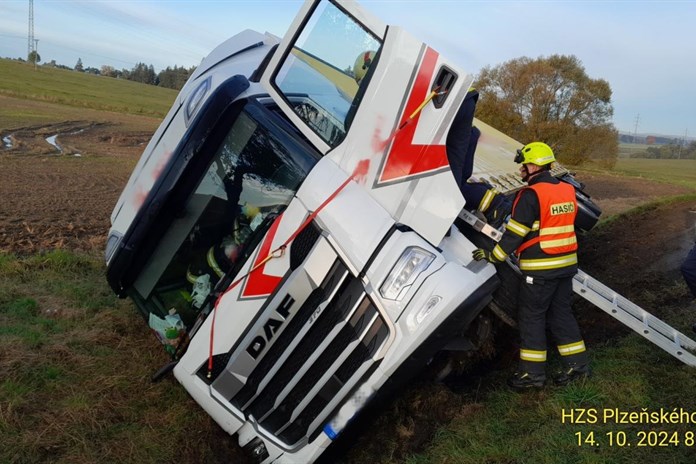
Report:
472,142,589,389
186,202,260,309
353,50,376,84
446,88,511,228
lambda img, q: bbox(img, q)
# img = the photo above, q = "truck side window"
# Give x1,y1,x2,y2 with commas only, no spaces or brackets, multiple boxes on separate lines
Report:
273,0,381,147
129,103,318,337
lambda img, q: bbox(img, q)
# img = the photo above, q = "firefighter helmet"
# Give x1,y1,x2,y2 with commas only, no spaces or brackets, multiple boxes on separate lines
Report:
353,50,376,84
514,142,555,166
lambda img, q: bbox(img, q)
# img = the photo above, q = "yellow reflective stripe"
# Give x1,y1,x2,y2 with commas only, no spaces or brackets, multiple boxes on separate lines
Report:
531,221,540,231
520,349,547,362
492,244,507,261
539,225,575,236
540,237,577,249
506,218,529,237
519,253,578,271
558,341,586,356
207,246,224,278
478,188,498,212
186,269,198,284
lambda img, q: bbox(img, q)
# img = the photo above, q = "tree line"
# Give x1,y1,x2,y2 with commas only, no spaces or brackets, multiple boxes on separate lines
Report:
641,142,696,160
39,57,195,90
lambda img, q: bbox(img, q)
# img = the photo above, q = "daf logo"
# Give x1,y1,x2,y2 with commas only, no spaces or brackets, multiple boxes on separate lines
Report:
246,295,295,359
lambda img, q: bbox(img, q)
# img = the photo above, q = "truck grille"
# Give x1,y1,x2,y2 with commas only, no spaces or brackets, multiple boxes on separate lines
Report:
225,260,389,446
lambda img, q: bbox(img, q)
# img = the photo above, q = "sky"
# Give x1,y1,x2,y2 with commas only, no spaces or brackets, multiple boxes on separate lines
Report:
1,0,695,138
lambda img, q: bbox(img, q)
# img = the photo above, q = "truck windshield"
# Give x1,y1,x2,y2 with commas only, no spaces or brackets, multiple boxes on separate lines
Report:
274,0,381,147
129,102,318,336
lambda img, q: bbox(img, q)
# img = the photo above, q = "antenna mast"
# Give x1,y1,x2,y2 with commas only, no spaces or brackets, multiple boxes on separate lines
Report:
633,113,640,143
28,0,35,59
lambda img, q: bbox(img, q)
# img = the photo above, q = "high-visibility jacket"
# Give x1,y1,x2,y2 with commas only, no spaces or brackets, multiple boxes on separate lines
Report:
492,171,578,278
186,238,240,285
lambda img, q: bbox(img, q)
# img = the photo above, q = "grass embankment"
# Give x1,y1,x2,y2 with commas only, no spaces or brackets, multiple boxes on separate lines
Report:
402,339,696,464
0,64,238,463
0,251,235,463
0,59,176,119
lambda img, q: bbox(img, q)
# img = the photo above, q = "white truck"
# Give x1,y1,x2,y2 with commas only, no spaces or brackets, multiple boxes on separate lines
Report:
105,1,694,462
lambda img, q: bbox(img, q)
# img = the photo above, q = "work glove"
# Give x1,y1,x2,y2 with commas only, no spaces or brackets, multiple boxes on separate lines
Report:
472,248,497,263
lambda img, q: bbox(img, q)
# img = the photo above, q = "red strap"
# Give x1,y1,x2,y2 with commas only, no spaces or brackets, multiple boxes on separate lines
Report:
206,87,439,377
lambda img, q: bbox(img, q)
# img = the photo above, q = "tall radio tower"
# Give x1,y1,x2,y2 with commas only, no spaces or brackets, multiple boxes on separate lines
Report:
28,0,35,59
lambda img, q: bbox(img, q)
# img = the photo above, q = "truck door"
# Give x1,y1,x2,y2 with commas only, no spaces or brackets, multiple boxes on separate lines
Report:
259,0,475,245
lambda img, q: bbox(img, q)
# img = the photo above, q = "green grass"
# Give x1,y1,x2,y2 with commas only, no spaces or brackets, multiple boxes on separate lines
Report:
403,337,696,464
0,250,240,464
618,142,651,159
0,58,177,118
612,158,696,189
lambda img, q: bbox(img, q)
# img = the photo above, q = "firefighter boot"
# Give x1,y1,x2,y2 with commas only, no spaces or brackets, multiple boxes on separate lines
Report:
553,363,591,386
507,371,546,390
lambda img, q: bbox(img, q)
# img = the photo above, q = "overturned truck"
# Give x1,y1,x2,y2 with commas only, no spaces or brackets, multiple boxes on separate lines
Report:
105,1,696,462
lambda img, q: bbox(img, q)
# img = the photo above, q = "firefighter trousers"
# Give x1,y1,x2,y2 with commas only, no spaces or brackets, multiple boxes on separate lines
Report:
517,275,588,374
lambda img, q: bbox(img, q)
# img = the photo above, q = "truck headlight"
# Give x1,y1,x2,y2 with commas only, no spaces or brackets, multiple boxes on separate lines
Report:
380,247,434,301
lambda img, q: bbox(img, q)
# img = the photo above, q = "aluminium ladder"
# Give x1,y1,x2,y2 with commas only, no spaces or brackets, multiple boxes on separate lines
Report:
458,208,696,367
572,270,696,367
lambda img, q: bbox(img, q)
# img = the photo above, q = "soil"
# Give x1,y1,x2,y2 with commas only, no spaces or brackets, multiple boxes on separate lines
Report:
2,122,695,463
0,121,147,253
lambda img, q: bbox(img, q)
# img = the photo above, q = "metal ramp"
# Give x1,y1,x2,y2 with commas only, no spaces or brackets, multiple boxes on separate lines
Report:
573,269,696,367
458,208,696,368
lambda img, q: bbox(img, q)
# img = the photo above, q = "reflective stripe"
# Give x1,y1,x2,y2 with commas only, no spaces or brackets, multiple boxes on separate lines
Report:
519,253,578,271
506,218,529,237
207,246,224,278
541,236,577,249
531,221,540,231
539,225,575,236
492,244,507,261
186,269,198,284
523,182,578,256
478,188,498,212
558,341,586,356
520,349,547,362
